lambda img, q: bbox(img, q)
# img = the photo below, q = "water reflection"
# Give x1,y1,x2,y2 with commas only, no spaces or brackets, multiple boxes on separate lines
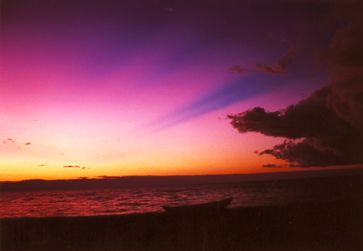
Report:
0,179,359,218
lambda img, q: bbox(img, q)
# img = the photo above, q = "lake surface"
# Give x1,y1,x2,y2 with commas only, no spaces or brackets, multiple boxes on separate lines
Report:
1,174,362,218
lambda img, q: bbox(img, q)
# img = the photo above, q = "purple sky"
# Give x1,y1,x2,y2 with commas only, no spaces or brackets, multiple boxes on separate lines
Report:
1,0,345,180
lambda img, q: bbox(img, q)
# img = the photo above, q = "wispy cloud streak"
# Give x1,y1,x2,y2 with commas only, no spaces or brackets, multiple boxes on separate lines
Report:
143,74,285,132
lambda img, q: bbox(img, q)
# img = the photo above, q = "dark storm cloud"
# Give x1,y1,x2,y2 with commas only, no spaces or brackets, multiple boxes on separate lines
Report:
229,2,363,167
229,86,363,167
255,45,300,74
230,87,363,167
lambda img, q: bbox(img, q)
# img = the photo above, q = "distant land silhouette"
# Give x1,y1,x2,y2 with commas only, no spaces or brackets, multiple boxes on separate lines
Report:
1,167,363,191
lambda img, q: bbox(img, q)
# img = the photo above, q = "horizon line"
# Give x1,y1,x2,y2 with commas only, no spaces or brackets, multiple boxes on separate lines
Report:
1,165,363,183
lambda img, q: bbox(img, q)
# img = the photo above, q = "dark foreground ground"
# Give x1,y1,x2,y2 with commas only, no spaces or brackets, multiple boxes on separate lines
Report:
1,199,362,251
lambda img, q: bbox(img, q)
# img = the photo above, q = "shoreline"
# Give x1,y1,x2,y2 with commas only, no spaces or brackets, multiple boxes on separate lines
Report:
1,199,362,251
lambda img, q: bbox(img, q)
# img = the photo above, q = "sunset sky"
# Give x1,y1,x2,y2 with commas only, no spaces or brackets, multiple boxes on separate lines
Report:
1,0,360,181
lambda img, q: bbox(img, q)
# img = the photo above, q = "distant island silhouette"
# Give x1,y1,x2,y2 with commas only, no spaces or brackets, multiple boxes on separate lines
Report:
1,167,362,191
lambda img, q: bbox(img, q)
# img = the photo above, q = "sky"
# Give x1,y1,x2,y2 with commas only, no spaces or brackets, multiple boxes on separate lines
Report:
1,0,361,181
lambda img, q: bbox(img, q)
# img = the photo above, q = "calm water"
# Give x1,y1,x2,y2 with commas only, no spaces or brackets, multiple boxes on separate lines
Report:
1,176,361,218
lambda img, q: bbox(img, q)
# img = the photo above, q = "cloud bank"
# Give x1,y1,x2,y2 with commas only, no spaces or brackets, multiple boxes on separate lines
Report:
229,2,363,167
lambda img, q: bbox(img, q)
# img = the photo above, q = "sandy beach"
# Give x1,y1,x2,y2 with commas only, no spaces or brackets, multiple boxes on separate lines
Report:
1,198,362,251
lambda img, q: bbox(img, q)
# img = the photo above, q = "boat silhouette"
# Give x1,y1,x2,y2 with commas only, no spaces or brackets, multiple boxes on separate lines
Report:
162,197,232,214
